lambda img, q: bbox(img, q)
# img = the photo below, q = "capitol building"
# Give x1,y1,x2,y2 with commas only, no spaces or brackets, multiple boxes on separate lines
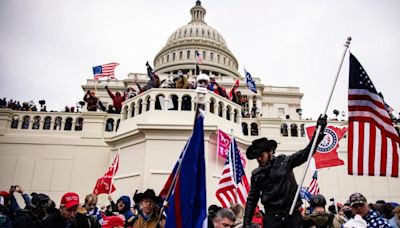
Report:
0,1,398,207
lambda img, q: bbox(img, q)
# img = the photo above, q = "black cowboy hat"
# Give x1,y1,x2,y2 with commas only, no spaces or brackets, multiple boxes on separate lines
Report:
135,189,162,204
246,138,278,160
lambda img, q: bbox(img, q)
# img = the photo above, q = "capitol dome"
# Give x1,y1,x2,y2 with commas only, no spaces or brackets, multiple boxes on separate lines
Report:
154,0,240,78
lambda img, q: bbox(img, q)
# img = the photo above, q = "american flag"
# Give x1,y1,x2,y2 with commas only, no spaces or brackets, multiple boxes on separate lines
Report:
348,53,399,177
93,62,119,79
195,50,203,64
308,170,320,195
216,138,250,208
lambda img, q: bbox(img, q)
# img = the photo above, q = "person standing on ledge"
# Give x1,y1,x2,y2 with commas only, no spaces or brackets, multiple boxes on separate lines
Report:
243,115,327,228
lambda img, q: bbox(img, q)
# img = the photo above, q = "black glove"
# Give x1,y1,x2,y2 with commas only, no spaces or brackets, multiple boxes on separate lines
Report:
105,85,108,90
145,61,150,67
317,114,328,133
306,114,327,152
86,90,90,94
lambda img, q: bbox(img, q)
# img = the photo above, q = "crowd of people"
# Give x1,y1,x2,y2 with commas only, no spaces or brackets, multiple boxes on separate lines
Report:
0,184,399,228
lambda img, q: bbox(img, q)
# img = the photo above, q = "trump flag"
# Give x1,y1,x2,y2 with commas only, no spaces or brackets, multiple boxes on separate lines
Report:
306,125,347,169
93,153,119,195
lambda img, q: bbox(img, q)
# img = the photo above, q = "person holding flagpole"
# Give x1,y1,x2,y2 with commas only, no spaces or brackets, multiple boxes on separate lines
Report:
243,116,327,228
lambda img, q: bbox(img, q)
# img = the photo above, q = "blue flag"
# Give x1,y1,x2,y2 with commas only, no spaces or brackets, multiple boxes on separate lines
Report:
300,187,312,202
244,68,257,93
165,115,207,228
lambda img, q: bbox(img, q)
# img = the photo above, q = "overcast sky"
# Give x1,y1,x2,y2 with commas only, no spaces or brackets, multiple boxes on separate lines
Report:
1,0,399,119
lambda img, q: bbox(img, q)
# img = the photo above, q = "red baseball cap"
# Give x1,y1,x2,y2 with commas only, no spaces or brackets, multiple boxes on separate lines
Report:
102,216,124,228
60,192,79,209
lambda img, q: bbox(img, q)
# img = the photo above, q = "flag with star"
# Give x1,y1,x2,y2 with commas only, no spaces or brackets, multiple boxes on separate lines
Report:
348,53,399,177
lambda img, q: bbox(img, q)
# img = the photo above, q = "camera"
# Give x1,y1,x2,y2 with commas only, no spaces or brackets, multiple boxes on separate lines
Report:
10,185,18,192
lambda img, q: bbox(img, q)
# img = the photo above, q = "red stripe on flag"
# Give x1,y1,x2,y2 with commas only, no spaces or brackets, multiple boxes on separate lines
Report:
368,126,376,176
380,134,387,176
348,122,354,175
174,176,182,228
357,123,364,175
348,94,386,110
392,140,399,177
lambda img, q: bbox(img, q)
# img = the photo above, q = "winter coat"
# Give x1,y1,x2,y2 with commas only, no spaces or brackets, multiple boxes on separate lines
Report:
83,94,98,111
243,145,315,226
116,196,134,222
106,88,125,113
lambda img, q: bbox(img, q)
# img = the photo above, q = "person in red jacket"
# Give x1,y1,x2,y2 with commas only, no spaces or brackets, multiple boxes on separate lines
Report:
105,86,125,114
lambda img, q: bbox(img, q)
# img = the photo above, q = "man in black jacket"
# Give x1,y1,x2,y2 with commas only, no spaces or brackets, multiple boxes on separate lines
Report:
40,192,80,228
243,115,327,228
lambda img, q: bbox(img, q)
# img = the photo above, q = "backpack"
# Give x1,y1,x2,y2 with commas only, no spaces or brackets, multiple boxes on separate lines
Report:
317,213,335,228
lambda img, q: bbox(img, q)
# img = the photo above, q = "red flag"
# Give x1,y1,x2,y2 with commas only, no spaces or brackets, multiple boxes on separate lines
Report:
348,53,399,177
228,79,240,100
216,138,250,208
306,125,347,169
217,129,246,167
93,153,119,195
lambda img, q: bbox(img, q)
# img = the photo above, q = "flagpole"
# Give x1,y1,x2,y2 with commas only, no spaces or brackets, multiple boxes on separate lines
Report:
289,37,352,215
216,131,219,177
109,148,119,195
157,74,209,224
230,129,238,205
327,168,339,214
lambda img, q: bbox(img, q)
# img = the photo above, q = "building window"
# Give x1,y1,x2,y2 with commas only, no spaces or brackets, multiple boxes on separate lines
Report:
43,117,51,130
22,116,30,129
290,123,298,137
187,50,191,59
217,54,220,63
251,123,259,136
209,99,215,114
32,116,40,130
75,118,83,131
64,117,73,131
203,51,206,60
54,117,62,130
281,123,288,136
11,116,19,129
210,52,214,61
167,55,169,62
172,53,176,61
242,123,248,136
179,51,183,60
181,95,192,111
106,118,114,132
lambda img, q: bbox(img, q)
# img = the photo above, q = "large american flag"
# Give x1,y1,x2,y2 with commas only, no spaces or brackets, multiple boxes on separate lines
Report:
93,62,119,79
216,138,250,208
348,53,399,177
308,170,320,195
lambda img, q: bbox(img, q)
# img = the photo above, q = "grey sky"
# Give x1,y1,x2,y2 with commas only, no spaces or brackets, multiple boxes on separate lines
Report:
1,0,399,119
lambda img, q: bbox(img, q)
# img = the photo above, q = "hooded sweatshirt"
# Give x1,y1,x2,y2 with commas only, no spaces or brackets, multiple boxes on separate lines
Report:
117,196,134,221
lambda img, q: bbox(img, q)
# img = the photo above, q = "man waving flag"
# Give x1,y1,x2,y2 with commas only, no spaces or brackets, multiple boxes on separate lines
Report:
348,53,400,177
